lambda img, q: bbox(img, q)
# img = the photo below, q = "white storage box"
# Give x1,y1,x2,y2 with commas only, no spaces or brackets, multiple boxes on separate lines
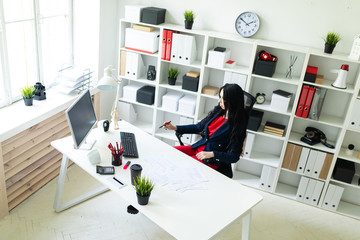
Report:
162,92,184,112
122,83,143,102
125,5,146,22
117,102,137,123
270,90,292,113
178,94,197,116
207,48,231,68
125,28,160,54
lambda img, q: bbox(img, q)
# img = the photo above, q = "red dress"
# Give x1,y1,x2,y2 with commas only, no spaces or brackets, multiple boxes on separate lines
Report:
175,116,227,170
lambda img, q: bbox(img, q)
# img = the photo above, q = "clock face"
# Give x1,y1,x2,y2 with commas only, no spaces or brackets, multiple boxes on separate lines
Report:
235,12,260,37
256,93,265,104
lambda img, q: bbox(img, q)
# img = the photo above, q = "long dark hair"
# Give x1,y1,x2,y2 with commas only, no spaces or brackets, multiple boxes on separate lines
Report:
201,84,248,150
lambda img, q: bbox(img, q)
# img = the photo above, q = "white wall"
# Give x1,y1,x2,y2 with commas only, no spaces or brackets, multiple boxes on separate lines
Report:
118,0,359,54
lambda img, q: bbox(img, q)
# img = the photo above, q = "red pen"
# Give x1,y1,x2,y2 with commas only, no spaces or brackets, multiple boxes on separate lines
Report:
123,161,131,169
159,121,171,129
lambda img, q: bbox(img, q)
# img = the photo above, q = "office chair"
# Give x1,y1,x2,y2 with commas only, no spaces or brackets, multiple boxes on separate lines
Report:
175,91,255,178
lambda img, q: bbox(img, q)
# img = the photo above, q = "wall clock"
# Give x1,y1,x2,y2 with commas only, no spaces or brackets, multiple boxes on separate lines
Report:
235,11,260,38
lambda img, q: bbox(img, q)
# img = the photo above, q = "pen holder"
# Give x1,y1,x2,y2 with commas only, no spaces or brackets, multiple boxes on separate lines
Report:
112,154,122,166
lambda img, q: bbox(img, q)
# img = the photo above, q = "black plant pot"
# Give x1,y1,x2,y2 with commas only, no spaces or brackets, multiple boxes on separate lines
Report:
184,20,193,30
324,43,336,54
23,98,33,106
168,77,177,85
137,193,150,205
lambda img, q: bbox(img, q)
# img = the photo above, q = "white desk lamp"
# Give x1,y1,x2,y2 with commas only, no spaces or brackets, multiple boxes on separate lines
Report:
97,66,122,130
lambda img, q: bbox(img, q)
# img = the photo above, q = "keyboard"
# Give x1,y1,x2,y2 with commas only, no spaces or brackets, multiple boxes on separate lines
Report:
120,132,139,158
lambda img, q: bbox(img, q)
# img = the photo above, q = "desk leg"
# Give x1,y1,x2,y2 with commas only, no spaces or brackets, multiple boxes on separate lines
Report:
53,154,108,212
242,210,252,240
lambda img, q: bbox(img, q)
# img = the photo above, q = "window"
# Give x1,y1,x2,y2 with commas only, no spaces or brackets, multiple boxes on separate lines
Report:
0,0,73,108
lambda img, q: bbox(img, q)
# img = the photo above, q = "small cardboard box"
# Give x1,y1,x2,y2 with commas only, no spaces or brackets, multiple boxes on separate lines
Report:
202,85,219,96
162,92,184,112
125,5,146,22
315,74,324,84
141,7,166,25
178,95,197,116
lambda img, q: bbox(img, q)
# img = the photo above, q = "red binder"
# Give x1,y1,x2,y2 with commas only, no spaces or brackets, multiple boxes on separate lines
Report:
165,30,173,61
301,87,315,118
161,29,168,60
296,85,309,117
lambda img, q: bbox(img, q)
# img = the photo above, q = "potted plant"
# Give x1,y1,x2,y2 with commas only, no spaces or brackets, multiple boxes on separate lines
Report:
184,10,195,30
323,32,341,54
134,175,155,205
21,84,35,106
168,68,179,85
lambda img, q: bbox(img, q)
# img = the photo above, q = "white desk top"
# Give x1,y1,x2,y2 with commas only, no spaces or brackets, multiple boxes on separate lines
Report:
51,121,262,240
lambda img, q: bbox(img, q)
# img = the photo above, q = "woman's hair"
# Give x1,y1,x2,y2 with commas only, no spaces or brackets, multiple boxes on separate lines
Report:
201,83,248,150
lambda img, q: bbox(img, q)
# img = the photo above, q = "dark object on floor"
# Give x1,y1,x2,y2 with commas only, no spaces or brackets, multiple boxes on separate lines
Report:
127,205,139,214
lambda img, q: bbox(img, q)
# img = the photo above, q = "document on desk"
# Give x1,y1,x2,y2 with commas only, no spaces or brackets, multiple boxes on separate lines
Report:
142,155,208,192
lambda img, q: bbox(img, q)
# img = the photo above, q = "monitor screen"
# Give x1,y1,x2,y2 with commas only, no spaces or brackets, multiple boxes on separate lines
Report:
66,90,97,149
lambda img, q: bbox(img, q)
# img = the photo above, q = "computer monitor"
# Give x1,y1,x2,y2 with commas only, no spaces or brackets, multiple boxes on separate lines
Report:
66,90,97,149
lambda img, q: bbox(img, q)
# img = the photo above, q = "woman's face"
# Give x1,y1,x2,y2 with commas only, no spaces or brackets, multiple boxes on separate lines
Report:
219,89,225,110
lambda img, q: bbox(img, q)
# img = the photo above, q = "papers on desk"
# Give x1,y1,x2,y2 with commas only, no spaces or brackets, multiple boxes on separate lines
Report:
142,155,208,192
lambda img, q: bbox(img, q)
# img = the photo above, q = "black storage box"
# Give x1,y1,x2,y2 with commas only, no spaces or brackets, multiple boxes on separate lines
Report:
247,109,264,131
254,60,277,77
141,7,166,25
136,85,155,105
304,72,316,83
182,74,199,92
332,159,355,184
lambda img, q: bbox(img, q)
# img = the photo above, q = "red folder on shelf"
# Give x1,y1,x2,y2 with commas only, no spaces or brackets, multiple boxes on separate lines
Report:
296,85,309,117
161,29,168,60
302,86,315,118
165,30,173,61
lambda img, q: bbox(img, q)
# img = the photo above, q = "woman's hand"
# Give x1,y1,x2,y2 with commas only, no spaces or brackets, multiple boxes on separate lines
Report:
196,151,214,160
164,122,177,131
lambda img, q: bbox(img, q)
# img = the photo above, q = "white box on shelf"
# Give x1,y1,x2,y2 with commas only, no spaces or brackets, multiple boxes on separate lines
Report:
270,90,292,113
125,51,146,79
207,48,231,68
124,5,146,22
162,92,184,112
122,83,142,102
125,28,160,54
178,95,197,116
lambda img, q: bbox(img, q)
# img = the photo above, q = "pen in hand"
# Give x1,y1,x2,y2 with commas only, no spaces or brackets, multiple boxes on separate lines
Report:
159,121,171,129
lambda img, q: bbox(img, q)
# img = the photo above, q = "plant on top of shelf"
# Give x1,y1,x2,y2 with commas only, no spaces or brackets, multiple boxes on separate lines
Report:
168,68,179,85
134,175,155,205
184,10,195,30
21,84,35,106
323,32,341,54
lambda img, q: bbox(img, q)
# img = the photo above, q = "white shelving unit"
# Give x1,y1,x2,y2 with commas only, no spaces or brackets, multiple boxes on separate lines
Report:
117,18,360,219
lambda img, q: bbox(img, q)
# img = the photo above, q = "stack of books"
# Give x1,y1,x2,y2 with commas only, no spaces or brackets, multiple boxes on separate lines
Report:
264,121,286,137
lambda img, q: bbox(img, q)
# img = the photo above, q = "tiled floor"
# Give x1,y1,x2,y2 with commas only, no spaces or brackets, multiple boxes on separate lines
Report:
0,165,359,240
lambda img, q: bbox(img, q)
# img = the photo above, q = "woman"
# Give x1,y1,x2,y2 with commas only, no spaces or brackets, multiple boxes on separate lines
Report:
164,83,249,178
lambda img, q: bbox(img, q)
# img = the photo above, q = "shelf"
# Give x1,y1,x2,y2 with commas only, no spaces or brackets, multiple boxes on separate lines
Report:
288,132,336,154
120,76,157,86
330,175,360,190
157,107,195,118
241,151,280,168
118,98,155,109
252,73,300,86
293,114,344,128
200,93,219,100
154,131,178,142
158,82,198,95
232,170,261,189
274,182,297,200
338,147,360,163
120,47,159,58
310,48,360,64
337,201,360,219
253,101,292,116
247,126,286,140
131,119,153,134
303,78,355,94
205,64,249,75
163,59,202,69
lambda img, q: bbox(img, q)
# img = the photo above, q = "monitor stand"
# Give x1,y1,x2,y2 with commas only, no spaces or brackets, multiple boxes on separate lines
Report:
76,139,96,150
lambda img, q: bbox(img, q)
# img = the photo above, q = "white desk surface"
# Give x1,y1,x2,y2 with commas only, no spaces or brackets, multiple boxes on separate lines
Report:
51,121,263,240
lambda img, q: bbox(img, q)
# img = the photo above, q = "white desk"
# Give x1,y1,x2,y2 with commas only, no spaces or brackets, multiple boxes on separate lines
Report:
51,121,262,240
